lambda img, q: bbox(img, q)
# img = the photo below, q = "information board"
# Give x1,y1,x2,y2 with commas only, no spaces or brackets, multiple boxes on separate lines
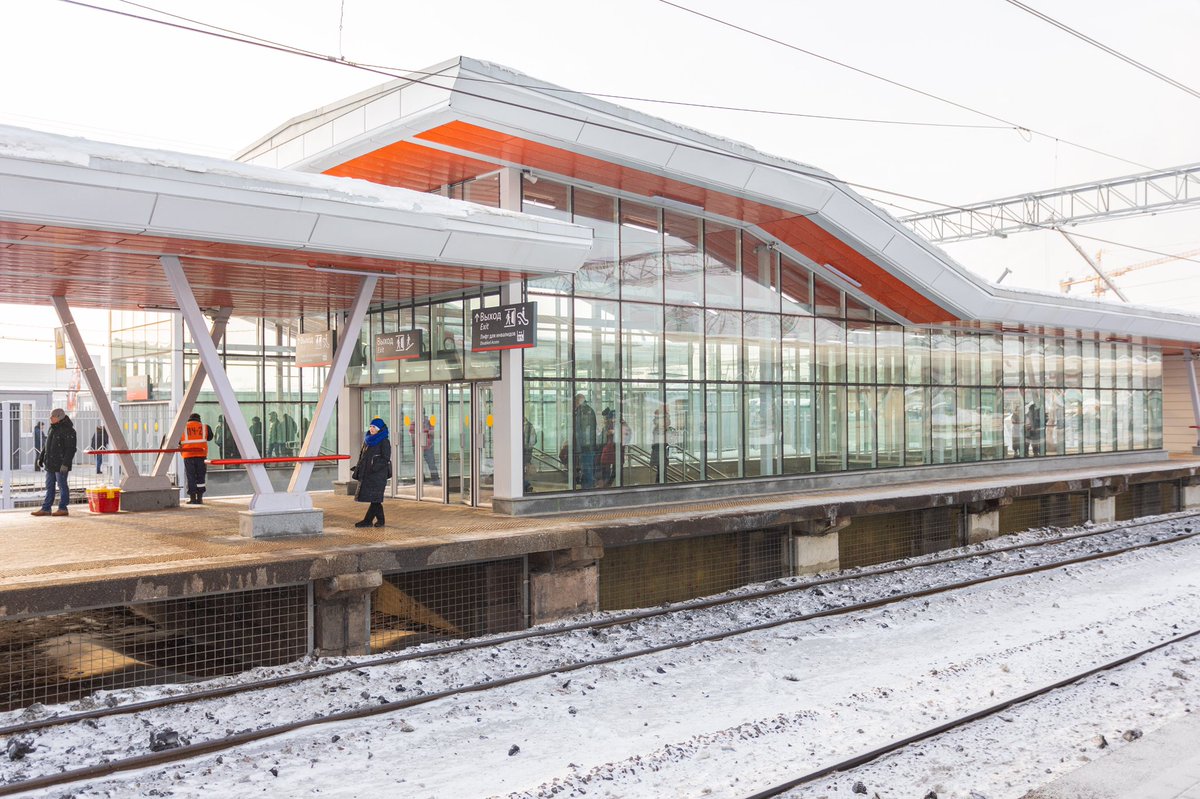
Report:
472,302,537,352
375,329,423,361
296,330,334,367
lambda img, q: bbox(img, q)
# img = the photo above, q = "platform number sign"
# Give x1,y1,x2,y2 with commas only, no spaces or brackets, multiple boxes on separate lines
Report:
375,329,423,361
472,302,537,352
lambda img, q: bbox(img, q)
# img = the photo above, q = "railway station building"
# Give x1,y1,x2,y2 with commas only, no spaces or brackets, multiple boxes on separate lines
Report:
5,57,1200,684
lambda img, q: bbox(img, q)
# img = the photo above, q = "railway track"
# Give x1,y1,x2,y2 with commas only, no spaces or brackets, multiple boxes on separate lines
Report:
741,627,1200,799
1,513,1197,795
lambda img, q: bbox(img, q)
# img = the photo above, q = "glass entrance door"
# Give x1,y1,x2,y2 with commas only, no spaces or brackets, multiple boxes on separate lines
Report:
370,383,492,507
447,384,471,505
476,383,494,507
417,386,444,503
393,387,417,500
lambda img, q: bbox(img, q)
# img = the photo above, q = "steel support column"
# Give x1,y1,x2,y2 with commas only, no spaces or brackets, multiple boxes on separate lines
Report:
153,307,231,478
50,295,142,482
161,255,299,513
1186,351,1200,454
288,275,377,495
1,402,12,510
493,167,525,503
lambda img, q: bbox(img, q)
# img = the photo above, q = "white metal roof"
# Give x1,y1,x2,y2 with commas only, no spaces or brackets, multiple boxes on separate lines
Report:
239,57,1200,345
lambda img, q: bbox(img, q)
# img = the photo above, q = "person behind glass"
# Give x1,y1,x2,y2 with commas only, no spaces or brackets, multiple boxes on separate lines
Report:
651,404,671,482
572,392,597,489
32,422,45,471
267,411,284,457
353,417,391,528
1009,406,1024,458
180,412,213,505
31,408,76,517
1024,401,1044,457
522,416,537,493
90,425,109,474
411,414,439,483
249,415,263,454
598,408,617,488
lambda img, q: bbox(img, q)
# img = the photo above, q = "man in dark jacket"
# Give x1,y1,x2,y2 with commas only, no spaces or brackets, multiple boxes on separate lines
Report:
31,408,76,517
90,425,109,474
573,393,597,489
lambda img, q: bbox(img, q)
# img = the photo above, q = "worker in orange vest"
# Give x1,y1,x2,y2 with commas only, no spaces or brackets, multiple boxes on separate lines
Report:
180,412,213,505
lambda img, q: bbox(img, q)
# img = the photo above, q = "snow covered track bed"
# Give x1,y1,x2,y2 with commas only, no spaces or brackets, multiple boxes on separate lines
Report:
3,514,1199,798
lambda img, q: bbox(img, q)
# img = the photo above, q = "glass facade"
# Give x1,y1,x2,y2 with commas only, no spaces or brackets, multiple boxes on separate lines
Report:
517,177,1164,494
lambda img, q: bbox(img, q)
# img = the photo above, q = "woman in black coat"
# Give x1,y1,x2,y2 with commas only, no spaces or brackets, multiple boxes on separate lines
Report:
353,417,391,528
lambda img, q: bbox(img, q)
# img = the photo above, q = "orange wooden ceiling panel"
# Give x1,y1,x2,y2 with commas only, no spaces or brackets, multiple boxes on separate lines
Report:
377,121,957,323
324,139,498,192
0,221,541,317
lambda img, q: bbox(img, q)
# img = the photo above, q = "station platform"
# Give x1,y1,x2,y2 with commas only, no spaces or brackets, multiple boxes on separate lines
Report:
2,452,1200,619
1030,713,1200,798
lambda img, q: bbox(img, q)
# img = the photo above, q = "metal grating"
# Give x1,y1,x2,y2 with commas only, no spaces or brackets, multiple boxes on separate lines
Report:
598,530,790,612
839,507,964,570
370,559,526,652
998,492,1090,535
1115,481,1181,521
0,585,309,712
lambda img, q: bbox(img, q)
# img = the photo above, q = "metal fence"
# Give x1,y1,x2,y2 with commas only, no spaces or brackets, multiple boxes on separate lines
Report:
0,402,174,511
0,585,309,712
598,529,791,611
839,507,965,570
1116,481,1181,521
998,492,1090,535
370,560,526,653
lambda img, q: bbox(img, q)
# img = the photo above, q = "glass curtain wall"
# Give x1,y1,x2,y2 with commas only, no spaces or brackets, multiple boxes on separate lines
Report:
508,177,1164,494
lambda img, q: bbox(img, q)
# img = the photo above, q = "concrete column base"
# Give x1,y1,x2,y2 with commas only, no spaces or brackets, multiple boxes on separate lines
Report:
118,487,181,512
966,509,1001,544
1092,495,1117,524
331,480,358,496
529,546,602,624
1182,484,1200,510
238,508,324,538
793,531,839,576
313,571,382,657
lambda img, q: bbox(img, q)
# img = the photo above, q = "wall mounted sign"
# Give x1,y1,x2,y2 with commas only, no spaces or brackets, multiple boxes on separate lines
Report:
296,330,334,368
472,302,537,352
375,329,423,362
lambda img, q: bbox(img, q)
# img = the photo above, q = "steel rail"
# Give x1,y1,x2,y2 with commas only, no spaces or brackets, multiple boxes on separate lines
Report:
1,523,1196,796
1,512,1195,743
741,628,1200,799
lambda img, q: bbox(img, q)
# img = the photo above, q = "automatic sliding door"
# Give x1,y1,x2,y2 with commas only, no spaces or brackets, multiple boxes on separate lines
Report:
448,384,471,505
476,383,494,507
418,386,445,503
393,387,417,500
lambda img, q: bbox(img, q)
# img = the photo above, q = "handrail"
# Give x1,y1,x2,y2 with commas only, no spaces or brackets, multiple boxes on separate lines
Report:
84,449,182,455
209,455,350,466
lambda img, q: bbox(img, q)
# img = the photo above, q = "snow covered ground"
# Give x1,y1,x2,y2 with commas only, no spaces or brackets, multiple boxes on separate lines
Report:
4,517,1199,799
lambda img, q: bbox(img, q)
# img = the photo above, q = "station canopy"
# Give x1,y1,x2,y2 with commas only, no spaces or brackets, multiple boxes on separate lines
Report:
239,56,1200,351
0,125,592,318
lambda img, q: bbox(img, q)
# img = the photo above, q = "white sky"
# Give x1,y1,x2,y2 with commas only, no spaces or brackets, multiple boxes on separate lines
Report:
3,0,1199,360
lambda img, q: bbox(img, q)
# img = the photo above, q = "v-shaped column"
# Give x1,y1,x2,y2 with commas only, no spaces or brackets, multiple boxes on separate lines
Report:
163,256,320,536
51,296,179,510
153,307,231,480
288,274,378,495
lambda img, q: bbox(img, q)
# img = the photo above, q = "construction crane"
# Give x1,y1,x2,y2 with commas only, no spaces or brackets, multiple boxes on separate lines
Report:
1059,247,1200,297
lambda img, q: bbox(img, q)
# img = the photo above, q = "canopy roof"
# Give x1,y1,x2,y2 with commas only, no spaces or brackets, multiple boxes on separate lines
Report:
0,125,592,317
239,56,1200,349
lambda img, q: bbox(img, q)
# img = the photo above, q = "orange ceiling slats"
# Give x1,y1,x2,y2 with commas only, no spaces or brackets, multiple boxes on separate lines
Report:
316,121,954,324
0,221,541,318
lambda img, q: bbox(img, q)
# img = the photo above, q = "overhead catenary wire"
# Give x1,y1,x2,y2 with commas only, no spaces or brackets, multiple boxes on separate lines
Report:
655,0,1156,172
1003,0,1200,103
49,0,1200,269
111,0,1011,131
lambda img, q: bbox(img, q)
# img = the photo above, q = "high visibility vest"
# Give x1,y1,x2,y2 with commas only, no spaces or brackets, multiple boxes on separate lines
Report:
181,420,208,459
